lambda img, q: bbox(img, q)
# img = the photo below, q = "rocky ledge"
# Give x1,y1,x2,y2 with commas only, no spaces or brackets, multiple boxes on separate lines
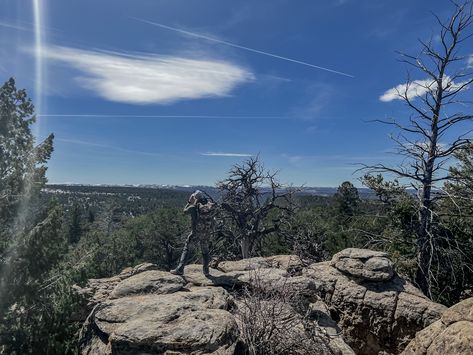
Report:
75,248,457,355
402,297,473,354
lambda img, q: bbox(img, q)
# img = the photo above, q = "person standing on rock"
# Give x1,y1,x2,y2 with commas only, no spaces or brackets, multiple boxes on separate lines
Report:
171,190,216,276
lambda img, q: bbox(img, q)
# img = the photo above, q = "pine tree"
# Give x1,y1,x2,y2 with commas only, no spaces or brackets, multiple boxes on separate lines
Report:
68,204,82,244
0,77,54,258
334,181,360,218
0,78,74,353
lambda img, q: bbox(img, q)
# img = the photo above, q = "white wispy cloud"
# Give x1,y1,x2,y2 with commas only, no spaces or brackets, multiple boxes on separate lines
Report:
201,152,253,157
380,76,469,102
291,83,334,120
42,46,254,104
281,154,303,164
468,55,473,68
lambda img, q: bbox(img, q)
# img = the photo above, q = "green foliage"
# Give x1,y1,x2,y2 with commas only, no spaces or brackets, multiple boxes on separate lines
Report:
0,203,75,354
280,208,328,262
0,77,54,301
0,78,54,229
334,181,360,218
448,145,473,204
80,208,189,278
128,208,188,270
68,204,83,244
0,78,81,354
362,171,473,305
433,146,473,304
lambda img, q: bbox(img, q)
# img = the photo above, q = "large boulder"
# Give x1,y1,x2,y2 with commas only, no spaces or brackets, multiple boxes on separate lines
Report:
109,270,186,299
181,263,287,288
304,253,446,355
79,264,238,354
75,263,160,312
331,248,394,281
402,297,473,354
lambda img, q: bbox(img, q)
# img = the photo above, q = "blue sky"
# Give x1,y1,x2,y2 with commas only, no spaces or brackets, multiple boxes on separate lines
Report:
1,0,472,186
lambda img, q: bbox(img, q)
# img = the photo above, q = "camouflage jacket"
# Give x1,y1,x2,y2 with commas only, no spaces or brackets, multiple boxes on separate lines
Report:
184,201,216,237
195,201,216,236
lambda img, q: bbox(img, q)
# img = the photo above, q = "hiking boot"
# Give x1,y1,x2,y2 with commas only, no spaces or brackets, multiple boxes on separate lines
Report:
170,268,184,276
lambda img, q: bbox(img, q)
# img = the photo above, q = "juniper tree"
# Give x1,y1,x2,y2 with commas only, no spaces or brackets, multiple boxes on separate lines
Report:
217,157,295,259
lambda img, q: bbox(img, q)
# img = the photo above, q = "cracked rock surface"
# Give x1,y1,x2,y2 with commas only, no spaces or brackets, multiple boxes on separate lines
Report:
81,287,238,354
76,250,447,355
401,297,473,354
304,259,446,354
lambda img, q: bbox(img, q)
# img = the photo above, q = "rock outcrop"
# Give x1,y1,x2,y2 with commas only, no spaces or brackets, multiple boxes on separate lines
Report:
80,287,238,354
76,249,447,355
402,297,473,354
330,248,394,281
304,248,446,354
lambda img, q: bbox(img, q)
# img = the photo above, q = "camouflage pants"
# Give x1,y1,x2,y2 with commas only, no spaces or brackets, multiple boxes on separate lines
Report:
174,228,210,273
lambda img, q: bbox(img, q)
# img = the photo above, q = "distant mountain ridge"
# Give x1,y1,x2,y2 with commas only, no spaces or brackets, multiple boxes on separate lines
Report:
46,183,376,198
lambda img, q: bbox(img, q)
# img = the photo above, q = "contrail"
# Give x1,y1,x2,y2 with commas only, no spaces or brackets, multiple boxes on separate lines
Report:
38,114,291,119
132,17,354,78
0,21,31,32
201,152,253,157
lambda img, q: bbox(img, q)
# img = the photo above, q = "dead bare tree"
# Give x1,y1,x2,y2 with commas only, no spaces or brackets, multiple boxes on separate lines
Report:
217,157,295,259
363,1,473,297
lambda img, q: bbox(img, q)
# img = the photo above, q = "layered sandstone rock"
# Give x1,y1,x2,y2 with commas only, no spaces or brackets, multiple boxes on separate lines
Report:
80,279,238,354
304,257,446,354
402,297,473,355
76,249,448,355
